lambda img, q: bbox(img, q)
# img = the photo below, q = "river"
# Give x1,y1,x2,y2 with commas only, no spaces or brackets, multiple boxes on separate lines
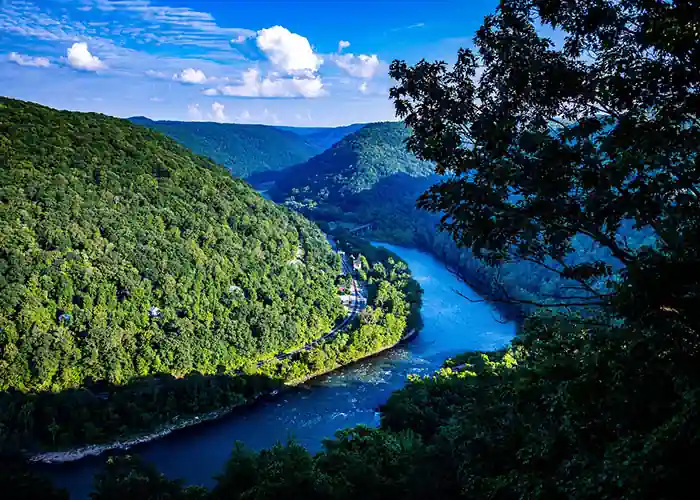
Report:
38,243,516,498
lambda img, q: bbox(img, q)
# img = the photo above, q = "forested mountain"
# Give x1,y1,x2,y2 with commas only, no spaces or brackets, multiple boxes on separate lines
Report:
276,124,366,150
21,0,698,497
128,117,321,178
0,97,344,394
263,122,434,206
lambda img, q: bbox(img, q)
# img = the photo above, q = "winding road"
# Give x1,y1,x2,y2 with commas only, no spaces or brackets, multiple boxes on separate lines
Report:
262,241,366,365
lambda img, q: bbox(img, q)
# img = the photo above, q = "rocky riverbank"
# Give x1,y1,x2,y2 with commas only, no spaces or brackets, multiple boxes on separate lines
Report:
29,328,419,464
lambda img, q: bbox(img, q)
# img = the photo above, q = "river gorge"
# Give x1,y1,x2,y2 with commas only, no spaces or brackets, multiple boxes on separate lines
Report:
39,243,516,498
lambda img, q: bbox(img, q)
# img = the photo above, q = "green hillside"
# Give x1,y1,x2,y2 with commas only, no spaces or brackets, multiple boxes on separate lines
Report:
266,122,434,206
276,123,366,150
0,97,344,394
128,117,321,178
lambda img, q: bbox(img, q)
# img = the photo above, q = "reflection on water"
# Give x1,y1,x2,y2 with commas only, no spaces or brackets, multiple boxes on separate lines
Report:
40,243,515,498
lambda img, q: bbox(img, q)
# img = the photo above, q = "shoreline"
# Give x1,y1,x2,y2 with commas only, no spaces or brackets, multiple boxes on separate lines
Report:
28,328,418,465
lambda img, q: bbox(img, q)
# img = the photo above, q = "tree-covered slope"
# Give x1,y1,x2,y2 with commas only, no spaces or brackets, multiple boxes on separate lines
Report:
266,122,434,205
0,98,344,393
276,123,366,150
128,117,321,178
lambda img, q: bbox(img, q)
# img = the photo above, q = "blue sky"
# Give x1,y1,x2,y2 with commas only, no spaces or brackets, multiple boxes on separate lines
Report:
1,0,498,126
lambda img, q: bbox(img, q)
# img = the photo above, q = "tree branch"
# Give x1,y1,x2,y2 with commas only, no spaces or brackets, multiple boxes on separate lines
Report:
452,288,606,308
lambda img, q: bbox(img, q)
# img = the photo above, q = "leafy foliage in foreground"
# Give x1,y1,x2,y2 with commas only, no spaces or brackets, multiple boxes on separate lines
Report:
53,0,700,498
75,312,698,500
129,117,321,178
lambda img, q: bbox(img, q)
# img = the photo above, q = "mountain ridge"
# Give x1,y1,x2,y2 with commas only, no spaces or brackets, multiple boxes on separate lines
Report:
128,117,321,178
260,121,434,206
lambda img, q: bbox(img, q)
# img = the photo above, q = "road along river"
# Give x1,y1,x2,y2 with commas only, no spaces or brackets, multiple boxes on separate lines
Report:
38,243,516,498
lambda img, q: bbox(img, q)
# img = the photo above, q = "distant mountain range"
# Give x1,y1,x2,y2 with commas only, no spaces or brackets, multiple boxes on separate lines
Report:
129,117,366,178
275,124,366,150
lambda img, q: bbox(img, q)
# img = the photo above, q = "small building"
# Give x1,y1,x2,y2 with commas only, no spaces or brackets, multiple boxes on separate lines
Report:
352,255,362,271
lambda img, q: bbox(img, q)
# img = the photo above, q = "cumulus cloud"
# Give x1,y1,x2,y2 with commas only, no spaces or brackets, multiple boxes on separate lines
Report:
210,101,227,122
256,26,323,75
66,42,105,71
173,68,208,84
206,26,326,99
211,68,324,98
187,103,203,120
338,40,350,52
187,102,231,122
331,53,380,79
8,51,50,67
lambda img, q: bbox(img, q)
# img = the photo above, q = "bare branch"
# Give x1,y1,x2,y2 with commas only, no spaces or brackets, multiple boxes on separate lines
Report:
452,288,606,308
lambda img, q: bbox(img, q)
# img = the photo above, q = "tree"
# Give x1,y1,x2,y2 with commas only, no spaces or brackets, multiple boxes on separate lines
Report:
0,455,68,500
390,0,700,325
90,455,207,500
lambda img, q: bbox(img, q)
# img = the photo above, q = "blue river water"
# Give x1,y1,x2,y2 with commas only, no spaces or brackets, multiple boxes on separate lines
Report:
39,243,515,498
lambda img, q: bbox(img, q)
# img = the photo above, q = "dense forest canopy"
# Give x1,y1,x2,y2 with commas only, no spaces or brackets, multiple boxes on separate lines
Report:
29,0,698,498
0,97,344,395
390,0,700,317
0,229,420,453
275,124,366,151
128,117,321,178
263,122,435,208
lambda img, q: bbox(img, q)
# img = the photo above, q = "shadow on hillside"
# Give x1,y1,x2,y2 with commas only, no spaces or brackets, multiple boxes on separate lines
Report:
245,141,360,192
0,371,284,455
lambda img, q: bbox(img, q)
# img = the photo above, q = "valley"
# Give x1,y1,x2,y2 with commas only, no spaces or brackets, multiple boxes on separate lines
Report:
3,1,699,495
0,98,420,460
38,243,515,499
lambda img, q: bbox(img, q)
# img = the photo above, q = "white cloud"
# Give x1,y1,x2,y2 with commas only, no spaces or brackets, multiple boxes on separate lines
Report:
8,51,50,67
331,53,380,79
256,26,323,75
173,68,208,84
0,0,253,61
88,0,254,48
145,69,168,78
230,34,249,44
359,81,369,94
208,26,326,99
210,101,227,122
338,40,350,52
187,103,203,120
263,108,281,125
66,42,106,71
390,22,425,32
149,96,164,102
187,102,231,122
215,68,324,98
